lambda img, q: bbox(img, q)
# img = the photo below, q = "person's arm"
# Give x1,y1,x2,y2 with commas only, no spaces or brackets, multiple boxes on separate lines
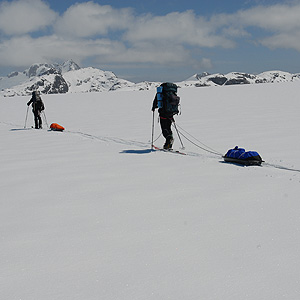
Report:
152,95,158,111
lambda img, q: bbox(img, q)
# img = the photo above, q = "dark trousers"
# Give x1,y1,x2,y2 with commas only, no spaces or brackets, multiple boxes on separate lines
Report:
159,117,173,140
33,110,42,129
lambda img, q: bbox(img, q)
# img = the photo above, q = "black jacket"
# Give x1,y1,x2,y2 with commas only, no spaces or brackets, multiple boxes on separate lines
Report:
27,94,45,112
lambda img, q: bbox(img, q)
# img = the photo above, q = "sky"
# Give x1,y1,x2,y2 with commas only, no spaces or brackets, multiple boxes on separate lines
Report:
1,0,300,82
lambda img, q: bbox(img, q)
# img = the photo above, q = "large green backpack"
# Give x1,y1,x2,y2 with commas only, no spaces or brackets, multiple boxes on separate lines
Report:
157,82,180,115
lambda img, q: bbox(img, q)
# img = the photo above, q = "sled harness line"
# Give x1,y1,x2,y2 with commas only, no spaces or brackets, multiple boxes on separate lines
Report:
172,124,300,171
153,133,162,143
172,123,223,157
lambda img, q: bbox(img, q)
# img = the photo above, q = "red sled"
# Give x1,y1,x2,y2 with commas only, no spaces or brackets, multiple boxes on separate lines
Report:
50,123,65,131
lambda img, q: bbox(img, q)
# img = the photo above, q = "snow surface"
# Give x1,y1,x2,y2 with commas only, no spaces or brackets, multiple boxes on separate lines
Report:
1,82,300,300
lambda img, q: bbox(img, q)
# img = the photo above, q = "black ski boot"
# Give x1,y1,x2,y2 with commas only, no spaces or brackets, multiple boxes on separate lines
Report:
163,136,174,150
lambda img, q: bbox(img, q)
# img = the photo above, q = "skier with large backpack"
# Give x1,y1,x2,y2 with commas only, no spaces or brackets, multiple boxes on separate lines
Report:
27,91,45,129
152,82,180,149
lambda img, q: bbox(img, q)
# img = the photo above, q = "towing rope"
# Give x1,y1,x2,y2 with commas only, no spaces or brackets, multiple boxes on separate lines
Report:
172,123,223,156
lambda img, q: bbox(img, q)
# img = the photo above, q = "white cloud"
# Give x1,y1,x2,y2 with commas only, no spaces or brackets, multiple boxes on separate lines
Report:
237,4,300,32
261,31,300,51
0,0,57,35
124,11,235,48
0,35,127,67
227,3,300,51
103,42,192,65
0,35,195,68
199,58,212,70
1,1,300,72
207,3,300,52
54,2,133,37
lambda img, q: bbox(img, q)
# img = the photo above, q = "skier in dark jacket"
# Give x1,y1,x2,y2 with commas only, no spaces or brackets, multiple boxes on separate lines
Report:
27,91,45,129
152,83,180,149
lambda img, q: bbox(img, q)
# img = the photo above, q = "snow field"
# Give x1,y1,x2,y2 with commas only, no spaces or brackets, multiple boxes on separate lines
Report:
1,82,300,300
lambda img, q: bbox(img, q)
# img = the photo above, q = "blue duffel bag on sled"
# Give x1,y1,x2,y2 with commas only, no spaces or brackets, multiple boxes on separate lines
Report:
223,146,263,166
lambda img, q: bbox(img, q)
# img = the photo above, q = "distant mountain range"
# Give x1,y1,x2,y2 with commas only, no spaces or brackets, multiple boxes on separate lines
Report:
1,60,300,96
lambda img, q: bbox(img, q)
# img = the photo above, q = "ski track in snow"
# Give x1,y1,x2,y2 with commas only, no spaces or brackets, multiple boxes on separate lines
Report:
1,119,224,162
1,119,215,160
262,162,300,173
2,120,299,173
69,129,151,149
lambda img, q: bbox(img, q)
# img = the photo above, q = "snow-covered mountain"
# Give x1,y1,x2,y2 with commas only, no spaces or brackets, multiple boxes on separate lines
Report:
0,60,81,96
0,60,139,96
178,71,300,87
1,60,300,96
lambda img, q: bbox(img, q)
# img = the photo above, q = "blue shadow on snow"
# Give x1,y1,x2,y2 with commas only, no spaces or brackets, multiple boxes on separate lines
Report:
120,149,154,154
10,128,32,131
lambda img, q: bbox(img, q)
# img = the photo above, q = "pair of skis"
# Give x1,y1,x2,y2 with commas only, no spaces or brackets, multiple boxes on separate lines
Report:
152,144,186,155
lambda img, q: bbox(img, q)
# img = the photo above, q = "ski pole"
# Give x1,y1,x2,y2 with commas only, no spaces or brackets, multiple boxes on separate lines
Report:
42,111,49,128
173,122,185,149
24,106,29,128
151,110,155,149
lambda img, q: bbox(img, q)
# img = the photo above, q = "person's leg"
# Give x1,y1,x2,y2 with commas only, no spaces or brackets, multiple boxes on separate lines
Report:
34,111,39,128
37,112,42,129
160,118,173,149
34,111,42,128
